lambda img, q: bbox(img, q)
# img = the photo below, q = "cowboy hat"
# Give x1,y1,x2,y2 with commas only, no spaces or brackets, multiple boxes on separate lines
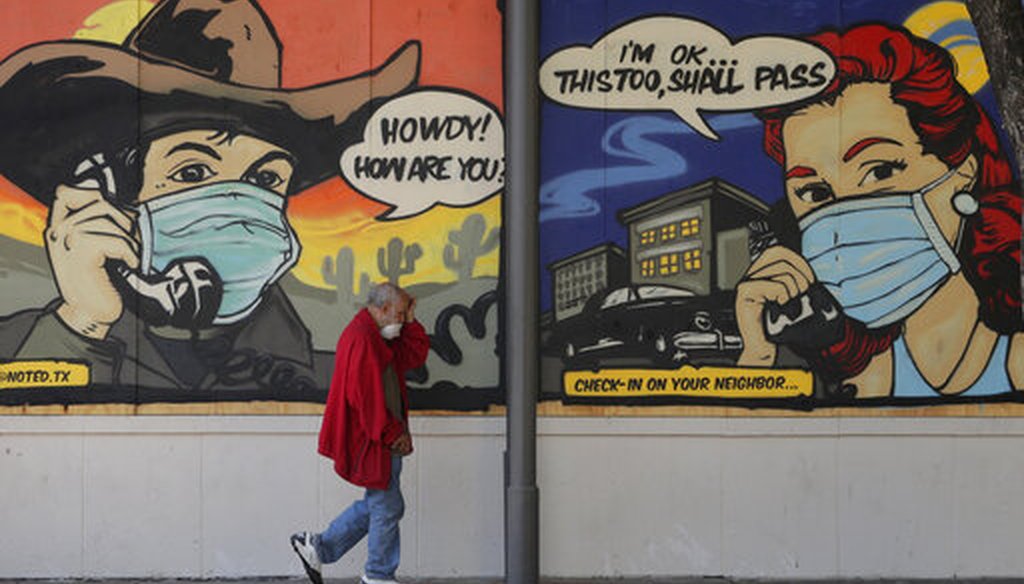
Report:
0,0,420,203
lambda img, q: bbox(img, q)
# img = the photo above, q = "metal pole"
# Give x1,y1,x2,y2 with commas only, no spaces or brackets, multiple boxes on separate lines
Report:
503,0,540,582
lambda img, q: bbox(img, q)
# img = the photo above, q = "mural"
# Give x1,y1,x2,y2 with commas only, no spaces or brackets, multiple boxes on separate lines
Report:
539,0,1023,409
0,0,504,413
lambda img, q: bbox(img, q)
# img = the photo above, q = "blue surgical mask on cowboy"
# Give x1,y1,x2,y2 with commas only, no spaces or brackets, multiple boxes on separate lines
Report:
798,168,962,329
136,181,300,325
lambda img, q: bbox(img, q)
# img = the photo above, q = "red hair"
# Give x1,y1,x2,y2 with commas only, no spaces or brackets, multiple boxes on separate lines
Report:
759,23,1021,379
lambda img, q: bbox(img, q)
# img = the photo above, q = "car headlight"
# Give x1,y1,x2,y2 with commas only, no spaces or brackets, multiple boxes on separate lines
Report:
693,311,712,331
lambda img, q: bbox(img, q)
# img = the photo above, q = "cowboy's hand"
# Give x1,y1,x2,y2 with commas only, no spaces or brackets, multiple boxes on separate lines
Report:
46,184,139,340
390,432,413,456
735,245,816,367
405,296,417,323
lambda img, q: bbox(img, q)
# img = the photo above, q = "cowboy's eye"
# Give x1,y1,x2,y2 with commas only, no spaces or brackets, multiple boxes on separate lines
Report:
170,163,215,184
794,182,834,204
858,159,907,187
245,169,284,189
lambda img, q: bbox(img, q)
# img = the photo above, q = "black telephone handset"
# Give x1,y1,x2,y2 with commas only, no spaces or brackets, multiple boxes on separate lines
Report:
749,201,845,350
108,258,222,329
72,153,222,329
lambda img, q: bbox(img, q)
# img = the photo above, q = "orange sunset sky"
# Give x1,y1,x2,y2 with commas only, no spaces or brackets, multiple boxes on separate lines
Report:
0,0,503,288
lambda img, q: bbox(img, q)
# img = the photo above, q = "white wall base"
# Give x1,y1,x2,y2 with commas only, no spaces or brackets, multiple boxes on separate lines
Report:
3,415,1024,579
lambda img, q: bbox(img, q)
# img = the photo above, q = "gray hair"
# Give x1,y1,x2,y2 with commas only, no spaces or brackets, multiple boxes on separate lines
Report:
366,282,404,308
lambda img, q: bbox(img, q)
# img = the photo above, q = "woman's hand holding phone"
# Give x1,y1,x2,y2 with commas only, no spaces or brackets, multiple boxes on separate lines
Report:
735,246,816,367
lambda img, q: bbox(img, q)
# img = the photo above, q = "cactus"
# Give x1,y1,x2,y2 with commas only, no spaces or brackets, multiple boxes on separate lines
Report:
321,246,369,303
377,237,422,285
357,272,371,303
443,214,500,281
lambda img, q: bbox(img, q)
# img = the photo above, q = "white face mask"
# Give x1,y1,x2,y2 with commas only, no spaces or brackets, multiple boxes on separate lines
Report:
798,168,962,328
380,323,403,340
137,180,300,325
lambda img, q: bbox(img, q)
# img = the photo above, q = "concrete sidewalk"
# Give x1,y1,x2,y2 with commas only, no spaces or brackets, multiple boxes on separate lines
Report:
4,573,1019,577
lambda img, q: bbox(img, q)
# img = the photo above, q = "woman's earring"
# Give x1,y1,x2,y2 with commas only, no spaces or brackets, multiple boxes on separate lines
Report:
952,191,979,216
951,191,978,254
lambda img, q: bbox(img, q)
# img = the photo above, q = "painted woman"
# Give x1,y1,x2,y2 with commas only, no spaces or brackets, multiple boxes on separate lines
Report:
735,23,1023,397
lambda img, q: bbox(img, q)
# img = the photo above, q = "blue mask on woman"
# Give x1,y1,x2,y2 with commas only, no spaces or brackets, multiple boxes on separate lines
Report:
137,181,300,325
799,169,962,329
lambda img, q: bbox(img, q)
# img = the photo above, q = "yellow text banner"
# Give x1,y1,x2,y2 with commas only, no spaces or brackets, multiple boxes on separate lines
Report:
0,361,90,389
564,366,813,399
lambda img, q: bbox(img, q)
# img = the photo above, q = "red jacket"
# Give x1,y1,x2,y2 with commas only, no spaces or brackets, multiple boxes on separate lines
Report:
318,309,430,489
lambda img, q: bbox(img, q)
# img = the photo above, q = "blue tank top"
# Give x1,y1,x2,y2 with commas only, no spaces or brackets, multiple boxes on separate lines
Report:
892,334,1012,397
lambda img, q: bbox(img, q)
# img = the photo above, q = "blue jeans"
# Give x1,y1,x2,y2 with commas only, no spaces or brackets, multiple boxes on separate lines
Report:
316,455,404,579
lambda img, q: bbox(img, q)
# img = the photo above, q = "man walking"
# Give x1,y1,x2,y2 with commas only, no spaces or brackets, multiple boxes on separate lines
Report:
292,283,430,584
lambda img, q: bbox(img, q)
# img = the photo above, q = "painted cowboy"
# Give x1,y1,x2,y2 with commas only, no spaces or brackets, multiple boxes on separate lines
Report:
0,0,420,398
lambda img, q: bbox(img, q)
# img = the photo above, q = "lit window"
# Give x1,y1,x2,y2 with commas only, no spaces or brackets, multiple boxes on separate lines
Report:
640,229,657,246
680,218,701,237
683,249,703,271
658,253,680,276
640,259,656,278
660,223,677,242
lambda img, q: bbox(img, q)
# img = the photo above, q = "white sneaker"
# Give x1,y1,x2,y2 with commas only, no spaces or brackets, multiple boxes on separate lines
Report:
361,575,400,584
290,531,322,584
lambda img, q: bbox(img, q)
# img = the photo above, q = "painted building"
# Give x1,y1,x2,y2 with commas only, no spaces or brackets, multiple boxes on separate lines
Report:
548,243,627,321
618,178,768,296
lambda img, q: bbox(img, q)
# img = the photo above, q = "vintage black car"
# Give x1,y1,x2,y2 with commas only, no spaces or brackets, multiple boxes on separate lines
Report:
549,284,742,369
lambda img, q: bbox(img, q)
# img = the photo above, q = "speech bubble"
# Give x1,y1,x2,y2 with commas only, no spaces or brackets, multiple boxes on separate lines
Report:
539,16,836,140
340,89,505,220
